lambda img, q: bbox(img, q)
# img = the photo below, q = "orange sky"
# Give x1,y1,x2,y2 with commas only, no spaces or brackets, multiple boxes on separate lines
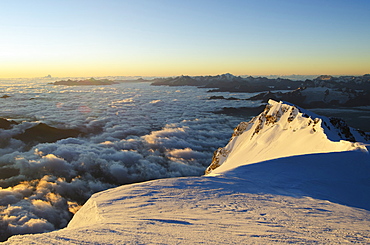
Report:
1,1,369,78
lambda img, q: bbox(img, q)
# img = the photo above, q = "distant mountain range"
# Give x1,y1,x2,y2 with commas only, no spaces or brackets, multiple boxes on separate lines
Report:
151,73,370,107
151,73,301,92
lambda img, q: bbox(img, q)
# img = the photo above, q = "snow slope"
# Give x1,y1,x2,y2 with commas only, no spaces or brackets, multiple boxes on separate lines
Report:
4,173,370,244
206,99,369,176
3,100,370,244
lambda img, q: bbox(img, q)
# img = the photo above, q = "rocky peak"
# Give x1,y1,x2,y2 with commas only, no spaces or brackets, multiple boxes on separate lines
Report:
205,100,369,175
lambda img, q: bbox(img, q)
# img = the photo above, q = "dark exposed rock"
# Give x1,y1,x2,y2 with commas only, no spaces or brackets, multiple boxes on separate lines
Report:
209,95,226,100
0,118,18,129
209,96,241,100
14,123,82,144
329,117,356,142
205,147,230,174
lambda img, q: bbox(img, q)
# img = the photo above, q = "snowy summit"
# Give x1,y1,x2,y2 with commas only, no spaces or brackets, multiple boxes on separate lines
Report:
207,99,369,175
4,100,370,244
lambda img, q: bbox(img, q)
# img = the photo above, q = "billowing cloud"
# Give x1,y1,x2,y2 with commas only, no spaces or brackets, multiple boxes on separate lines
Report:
0,79,252,241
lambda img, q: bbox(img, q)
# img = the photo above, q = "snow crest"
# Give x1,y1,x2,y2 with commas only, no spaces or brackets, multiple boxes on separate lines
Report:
206,99,369,175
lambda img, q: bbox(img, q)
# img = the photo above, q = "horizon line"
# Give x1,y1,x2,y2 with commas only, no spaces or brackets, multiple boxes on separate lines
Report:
1,73,369,80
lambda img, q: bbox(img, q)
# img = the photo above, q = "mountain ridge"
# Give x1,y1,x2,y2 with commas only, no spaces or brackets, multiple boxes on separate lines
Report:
206,99,369,176
151,73,370,107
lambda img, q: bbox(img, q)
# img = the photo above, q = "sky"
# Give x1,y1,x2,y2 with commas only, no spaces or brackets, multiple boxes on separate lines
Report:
0,0,369,78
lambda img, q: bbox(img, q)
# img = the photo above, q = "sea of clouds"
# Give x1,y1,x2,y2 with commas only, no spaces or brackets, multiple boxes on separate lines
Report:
0,79,259,240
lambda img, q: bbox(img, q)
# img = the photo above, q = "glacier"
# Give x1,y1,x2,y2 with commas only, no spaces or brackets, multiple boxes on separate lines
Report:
3,100,370,244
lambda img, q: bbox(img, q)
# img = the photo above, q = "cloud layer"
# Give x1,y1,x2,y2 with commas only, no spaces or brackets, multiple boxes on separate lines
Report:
0,80,256,240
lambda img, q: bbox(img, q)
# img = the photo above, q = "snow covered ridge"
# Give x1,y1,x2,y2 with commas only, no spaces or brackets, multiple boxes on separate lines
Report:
206,99,369,175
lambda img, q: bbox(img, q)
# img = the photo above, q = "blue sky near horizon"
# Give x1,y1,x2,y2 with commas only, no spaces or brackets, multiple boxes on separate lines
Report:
0,0,369,78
